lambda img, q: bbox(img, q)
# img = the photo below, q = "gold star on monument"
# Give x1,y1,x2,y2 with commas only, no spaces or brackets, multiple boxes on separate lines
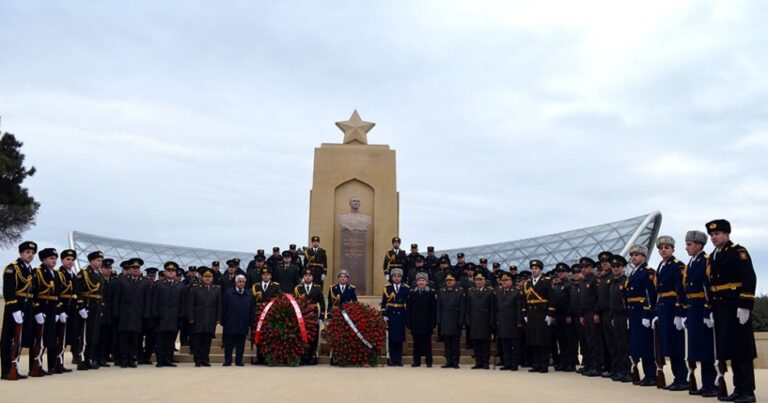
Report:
336,110,375,145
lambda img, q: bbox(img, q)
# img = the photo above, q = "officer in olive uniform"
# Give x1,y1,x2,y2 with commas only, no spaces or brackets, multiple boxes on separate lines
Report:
138,267,158,365
706,219,757,402
276,251,300,294
523,259,556,373
381,268,409,366
304,236,328,287
436,273,464,368
654,235,688,390
113,258,146,368
327,270,357,314
596,251,614,377
608,255,631,382
552,262,577,372
30,248,61,376
626,244,658,387
153,261,186,367
294,268,325,365
466,271,495,369
495,271,523,370
1,241,37,380
682,230,717,397
577,257,604,377
187,267,221,367
383,237,407,283
75,251,106,370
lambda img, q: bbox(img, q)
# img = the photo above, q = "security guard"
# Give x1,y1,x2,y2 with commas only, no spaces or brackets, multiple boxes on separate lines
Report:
626,244,658,386
436,273,464,368
30,248,60,377
294,268,325,365
304,236,328,287
326,269,357,314
706,219,757,403
75,251,106,370
1,241,36,380
382,237,406,283
467,271,495,369
608,255,631,382
654,235,687,390
551,262,577,372
381,268,409,366
577,257,604,377
523,259,555,373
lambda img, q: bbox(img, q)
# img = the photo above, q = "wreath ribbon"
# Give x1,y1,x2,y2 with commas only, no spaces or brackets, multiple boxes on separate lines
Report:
254,298,276,344
341,308,374,350
285,293,309,343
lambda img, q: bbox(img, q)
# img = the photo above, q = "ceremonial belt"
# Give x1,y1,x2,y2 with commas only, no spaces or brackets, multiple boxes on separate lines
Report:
36,295,59,301
307,263,324,267
686,292,706,299
81,293,102,299
389,264,403,268
60,294,75,299
15,291,33,298
658,291,677,298
627,297,646,303
528,300,549,304
386,303,405,308
711,282,741,292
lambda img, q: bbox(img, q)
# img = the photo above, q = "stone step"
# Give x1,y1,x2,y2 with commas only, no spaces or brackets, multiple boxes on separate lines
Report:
172,354,502,366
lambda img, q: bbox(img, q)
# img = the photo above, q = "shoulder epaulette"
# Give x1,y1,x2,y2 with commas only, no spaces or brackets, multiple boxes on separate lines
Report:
349,284,355,288
403,284,410,288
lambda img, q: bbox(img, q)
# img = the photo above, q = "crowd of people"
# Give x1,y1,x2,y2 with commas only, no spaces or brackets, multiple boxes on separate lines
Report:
0,220,758,402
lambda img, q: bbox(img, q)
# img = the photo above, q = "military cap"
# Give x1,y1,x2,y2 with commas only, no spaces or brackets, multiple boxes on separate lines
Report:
529,259,544,270
410,243,418,249
212,260,220,267
474,272,486,280
103,258,114,268
500,272,512,281
188,265,198,272
87,251,104,261
415,272,428,281
38,248,58,260
518,270,532,279
508,265,518,271
119,260,130,269
579,257,596,268
571,263,582,273
392,237,401,243
706,219,731,234
445,273,456,281
337,269,349,278
164,261,180,271
597,251,613,262
555,262,570,272
257,249,265,256
127,258,144,268
439,257,449,264
311,236,320,242
272,247,280,252
226,258,238,267
457,252,465,258
302,268,313,277
390,268,403,277
479,258,488,264
199,266,213,277
492,262,501,269
255,255,265,262
281,250,292,258
61,249,77,259
145,267,159,275
685,230,708,245
289,244,297,250
628,244,648,257
18,241,38,253
261,267,272,275
427,246,434,252
466,262,476,270
655,235,675,248
610,256,628,267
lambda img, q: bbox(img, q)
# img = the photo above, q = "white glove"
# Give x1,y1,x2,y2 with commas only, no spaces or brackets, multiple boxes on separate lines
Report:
12,311,23,324
627,318,630,329
703,313,714,329
385,274,390,282
642,318,651,328
682,317,688,329
35,313,45,324
737,308,750,325
673,316,684,331
321,274,326,282
545,316,554,326
59,312,68,323
524,316,528,323
651,316,658,329
79,308,88,319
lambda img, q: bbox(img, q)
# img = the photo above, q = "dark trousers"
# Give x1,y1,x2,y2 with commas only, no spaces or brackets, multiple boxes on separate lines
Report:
83,305,101,364
500,338,519,368
388,340,403,365
111,321,120,363
576,320,588,367
731,359,755,396
636,356,656,381
118,331,139,365
584,313,604,371
191,333,213,365
610,314,630,375
698,361,716,392
155,331,176,365
442,335,460,366
669,357,687,384
223,334,246,365
412,332,432,365
472,338,490,367
601,313,614,372
97,324,113,364
555,316,577,368
139,321,155,363
464,326,473,348
531,346,551,371
179,320,190,346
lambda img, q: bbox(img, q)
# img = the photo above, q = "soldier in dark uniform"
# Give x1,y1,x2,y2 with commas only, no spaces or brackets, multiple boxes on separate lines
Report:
29,248,60,376
276,251,300,294
552,262,577,372
477,258,495,287
523,259,556,373
596,251,614,377
294,268,325,365
245,249,265,274
288,244,304,272
304,236,328,287
138,267,158,365
266,247,282,273
404,243,424,282
569,264,585,371
327,270,357,314
381,268,408,366
682,230,717,397
382,237,406,283
577,256,604,377
220,259,245,294
56,249,78,366
251,267,281,365
431,257,452,292
187,267,221,367
179,266,198,348
112,258,145,368
210,261,222,283
1,241,37,380
75,251,106,370
424,246,439,275
153,262,186,367
706,219,757,402
97,259,115,367
516,269,532,367
626,244,658,386
607,255,631,382
452,253,468,280
492,263,503,285
653,235,688,390
436,273,464,368
495,271,523,370
407,256,432,288
245,255,268,290
407,272,436,367
466,271,495,369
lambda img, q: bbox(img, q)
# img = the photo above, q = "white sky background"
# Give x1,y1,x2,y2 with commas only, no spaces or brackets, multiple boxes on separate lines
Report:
0,0,766,292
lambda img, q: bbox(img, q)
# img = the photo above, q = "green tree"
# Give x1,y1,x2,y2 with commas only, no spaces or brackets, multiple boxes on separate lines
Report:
0,132,40,247
753,294,768,332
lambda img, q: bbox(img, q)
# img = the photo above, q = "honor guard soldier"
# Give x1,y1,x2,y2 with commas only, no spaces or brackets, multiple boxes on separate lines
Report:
75,251,106,370
570,263,585,371
523,259,556,373
56,249,77,372
466,271,495,369
29,248,60,377
682,230,718,397
246,255,268,289
597,251,614,377
139,267,158,365
295,268,325,365
577,256,604,377
97,258,115,367
436,273,464,368
187,267,221,367
113,258,146,368
381,268,409,366
607,255,631,382
383,237,406,283
251,267,280,365
404,243,424,281
552,262,577,372
706,219,757,402
276,251,300,294
304,236,328,286
327,270,357,314
495,271,523,371
654,235,688,390
1,241,36,380
626,244,658,386
153,262,186,367
407,272,436,367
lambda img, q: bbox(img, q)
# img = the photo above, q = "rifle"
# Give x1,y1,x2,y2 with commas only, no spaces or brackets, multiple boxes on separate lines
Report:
629,356,641,384
704,287,728,398
7,323,23,380
29,320,45,377
684,324,698,392
652,321,667,388
55,320,67,372
76,315,88,370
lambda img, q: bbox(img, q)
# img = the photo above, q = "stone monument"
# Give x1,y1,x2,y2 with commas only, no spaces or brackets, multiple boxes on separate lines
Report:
307,110,399,295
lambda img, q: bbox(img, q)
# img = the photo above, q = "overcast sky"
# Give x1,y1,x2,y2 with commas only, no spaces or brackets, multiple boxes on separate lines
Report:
1,1,766,292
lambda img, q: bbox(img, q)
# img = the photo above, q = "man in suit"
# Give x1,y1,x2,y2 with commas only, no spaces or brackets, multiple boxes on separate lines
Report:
221,274,254,367
294,268,325,365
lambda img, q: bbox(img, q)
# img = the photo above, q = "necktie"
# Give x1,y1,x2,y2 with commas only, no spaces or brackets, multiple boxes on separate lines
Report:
341,285,345,294
306,285,310,294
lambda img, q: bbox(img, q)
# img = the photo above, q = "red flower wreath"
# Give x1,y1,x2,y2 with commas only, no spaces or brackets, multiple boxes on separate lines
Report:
323,302,386,367
252,294,319,366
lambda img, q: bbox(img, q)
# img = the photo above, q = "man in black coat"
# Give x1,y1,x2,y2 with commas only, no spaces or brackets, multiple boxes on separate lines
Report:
153,262,186,367
276,251,300,294
407,272,436,367
96,260,115,367
577,257,604,377
466,271,495,369
523,259,556,373
221,275,254,367
294,269,325,365
437,273,464,368
138,267,158,365
495,271,523,371
551,262,577,372
187,267,221,367
112,258,146,368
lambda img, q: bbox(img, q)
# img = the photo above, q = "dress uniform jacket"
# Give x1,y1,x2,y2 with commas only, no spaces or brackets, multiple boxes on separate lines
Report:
608,274,628,320
113,276,146,333
655,257,686,358
381,283,409,342
436,286,465,336
577,273,599,317
327,283,357,311
187,284,221,334
251,281,281,305
523,277,555,346
56,266,78,346
303,247,328,282
31,265,61,357
153,280,186,333
551,279,573,319
75,265,105,342
407,286,436,334
294,283,326,317
466,287,496,340
495,287,523,339
275,263,300,294
382,249,406,279
683,251,713,362
708,240,757,360
626,262,656,359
